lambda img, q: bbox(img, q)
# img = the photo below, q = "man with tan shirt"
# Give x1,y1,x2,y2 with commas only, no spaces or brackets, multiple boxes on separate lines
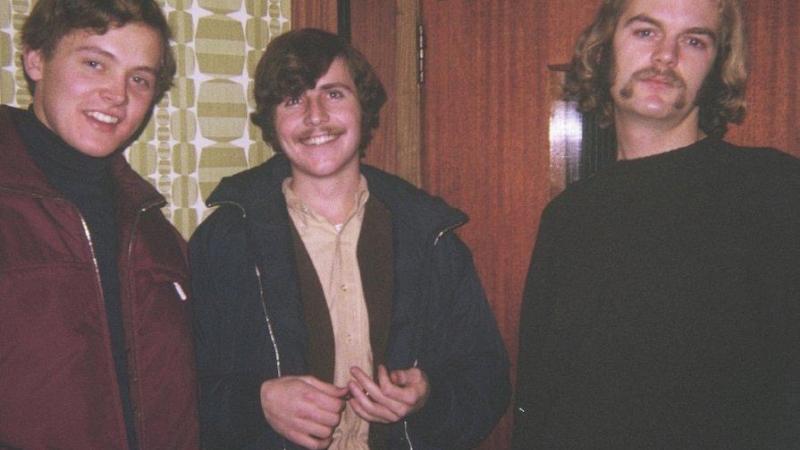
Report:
190,28,510,450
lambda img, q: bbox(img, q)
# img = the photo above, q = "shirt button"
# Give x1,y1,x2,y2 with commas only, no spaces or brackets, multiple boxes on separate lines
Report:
340,284,347,291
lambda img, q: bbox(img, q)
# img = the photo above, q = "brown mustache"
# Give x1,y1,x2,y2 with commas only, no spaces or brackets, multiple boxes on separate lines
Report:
298,126,344,140
631,67,686,88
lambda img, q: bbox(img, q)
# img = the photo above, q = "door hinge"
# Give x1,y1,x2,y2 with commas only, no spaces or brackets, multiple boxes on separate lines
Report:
417,22,425,85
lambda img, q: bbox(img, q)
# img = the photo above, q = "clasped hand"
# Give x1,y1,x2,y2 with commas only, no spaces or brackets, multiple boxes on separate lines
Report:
260,365,429,449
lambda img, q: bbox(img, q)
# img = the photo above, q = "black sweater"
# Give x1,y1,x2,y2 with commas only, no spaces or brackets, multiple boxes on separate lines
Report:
513,138,800,449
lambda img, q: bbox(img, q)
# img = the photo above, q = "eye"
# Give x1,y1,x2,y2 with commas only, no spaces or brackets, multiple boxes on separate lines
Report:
131,75,153,89
328,89,345,99
284,96,301,107
85,60,101,69
633,28,656,39
685,36,709,49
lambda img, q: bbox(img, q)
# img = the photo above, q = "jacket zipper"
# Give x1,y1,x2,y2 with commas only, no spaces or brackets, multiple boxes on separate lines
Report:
207,199,283,378
78,211,136,447
124,200,165,448
254,265,283,379
433,220,466,247
209,199,287,449
402,220,465,450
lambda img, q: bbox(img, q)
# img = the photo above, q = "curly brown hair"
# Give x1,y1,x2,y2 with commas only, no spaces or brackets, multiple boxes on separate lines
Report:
563,0,748,138
21,0,176,104
250,28,387,155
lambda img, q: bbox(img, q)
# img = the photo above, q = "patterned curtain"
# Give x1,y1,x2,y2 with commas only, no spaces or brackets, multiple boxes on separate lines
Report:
0,0,291,238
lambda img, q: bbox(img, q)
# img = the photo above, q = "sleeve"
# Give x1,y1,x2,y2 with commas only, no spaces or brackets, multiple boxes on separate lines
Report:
511,202,563,448
405,233,511,449
189,208,286,450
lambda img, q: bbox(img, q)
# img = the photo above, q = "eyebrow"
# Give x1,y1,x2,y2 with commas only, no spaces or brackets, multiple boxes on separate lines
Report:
623,14,718,43
75,45,159,75
318,82,355,92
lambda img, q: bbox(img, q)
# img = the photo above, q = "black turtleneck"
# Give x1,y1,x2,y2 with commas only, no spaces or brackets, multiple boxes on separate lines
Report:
12,106,138,450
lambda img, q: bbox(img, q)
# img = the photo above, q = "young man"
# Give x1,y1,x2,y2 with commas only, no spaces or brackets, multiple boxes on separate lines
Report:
513,0,799,447
191,28,510,450
0,1,198,448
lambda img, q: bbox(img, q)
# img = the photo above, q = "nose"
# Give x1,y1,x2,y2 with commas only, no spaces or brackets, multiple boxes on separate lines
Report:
652,38,678,68
102,75,128,105
303,95,329,126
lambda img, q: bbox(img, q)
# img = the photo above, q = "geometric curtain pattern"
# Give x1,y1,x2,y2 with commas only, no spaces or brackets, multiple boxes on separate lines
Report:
0,0,290,238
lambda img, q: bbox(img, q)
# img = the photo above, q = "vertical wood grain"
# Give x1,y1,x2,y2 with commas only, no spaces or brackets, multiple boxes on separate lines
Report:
291,0,338,32
727,0,800,156
349,0,399,176
420,1,600,447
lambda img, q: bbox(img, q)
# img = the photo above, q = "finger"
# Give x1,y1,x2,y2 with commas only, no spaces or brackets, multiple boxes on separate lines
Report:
350,367,411,419
295,416,338,440
297,403,343,428
299,378,347,414
303,376,349,397
388,366,406,386
347,381,400,423
349,367,386,400
379,368,418,405
284,428,332,450
347,395,382,423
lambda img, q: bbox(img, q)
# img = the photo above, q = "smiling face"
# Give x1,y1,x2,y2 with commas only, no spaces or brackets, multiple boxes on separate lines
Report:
23,22,162,158
274,58,363,183
610,0,719,129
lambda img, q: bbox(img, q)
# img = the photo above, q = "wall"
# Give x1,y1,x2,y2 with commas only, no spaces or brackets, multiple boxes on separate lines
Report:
0,0,291,238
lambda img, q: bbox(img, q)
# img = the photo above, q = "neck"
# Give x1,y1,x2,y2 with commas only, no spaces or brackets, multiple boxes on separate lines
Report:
289,170,362,225
614,109,705,160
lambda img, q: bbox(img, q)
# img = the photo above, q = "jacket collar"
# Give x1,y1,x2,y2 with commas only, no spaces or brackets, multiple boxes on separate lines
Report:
0,105,165,210
206,153,469,239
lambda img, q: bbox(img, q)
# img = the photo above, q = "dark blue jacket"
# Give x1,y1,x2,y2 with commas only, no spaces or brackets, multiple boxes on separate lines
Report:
190,155,510,449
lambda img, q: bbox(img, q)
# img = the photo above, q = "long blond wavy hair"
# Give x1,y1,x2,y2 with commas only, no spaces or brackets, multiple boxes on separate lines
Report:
563,0,748,138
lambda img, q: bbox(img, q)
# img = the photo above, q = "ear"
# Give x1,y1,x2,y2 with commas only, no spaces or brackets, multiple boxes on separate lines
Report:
23,48,46,82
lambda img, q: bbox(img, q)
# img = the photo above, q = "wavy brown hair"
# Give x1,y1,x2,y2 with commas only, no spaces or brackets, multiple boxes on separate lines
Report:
21,0,176,104
563,0,748,138
250,28,387,155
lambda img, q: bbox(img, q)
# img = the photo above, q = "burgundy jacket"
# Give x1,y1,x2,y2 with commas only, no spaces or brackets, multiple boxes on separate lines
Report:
0,105,199,449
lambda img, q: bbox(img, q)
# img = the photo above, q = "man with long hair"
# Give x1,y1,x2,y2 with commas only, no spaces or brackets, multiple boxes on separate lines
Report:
0,1,198,448
190,28,510,449
513,0,799,447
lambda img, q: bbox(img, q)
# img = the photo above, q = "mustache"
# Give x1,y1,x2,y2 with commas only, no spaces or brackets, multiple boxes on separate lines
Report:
630,67,686,88
297,126,344,140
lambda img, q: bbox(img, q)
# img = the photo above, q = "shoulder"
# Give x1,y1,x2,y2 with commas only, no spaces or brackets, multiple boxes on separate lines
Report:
190,202,248,252
713,140,800,177
362,164,468,236
205,154,291,208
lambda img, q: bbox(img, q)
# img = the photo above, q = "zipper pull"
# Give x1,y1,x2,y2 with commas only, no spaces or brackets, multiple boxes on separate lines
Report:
173,281,187,301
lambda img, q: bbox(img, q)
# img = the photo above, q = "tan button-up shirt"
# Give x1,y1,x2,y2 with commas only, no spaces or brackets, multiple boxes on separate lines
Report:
283,177,372,450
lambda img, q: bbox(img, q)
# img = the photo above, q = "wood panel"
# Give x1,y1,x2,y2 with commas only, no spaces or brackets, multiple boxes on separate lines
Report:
420,1,598,447
290,0,338,32
728,0,800,157
349,0,400,177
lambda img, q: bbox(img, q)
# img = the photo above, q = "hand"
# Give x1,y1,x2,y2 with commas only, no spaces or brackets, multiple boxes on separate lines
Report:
260,375,348,449
347,365,430,423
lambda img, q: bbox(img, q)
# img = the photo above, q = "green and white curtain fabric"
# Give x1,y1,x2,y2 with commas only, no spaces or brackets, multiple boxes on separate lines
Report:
0,0,291,238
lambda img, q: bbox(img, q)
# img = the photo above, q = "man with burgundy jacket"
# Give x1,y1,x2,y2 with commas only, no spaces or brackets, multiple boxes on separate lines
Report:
0,1,198,449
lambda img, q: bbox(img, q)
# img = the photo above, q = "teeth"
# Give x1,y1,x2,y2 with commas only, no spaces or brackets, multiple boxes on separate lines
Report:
302,134,336,146
87,111,119,124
